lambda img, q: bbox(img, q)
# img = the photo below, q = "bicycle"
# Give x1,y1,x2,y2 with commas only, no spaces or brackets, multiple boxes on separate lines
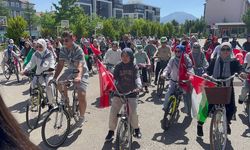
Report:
138,63,151,88
25,70,57,130
3,56,22,82
41,69,80,148
115,91,137,150
105,63,115,74
204,74,236,150
161,79,188,130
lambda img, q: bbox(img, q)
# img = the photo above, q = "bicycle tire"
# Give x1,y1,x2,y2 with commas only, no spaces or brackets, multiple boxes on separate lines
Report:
210,109,227,150
41,108,70,148
3,64,11,80
161,96,176,130
116,120,132,150
26,89,42,130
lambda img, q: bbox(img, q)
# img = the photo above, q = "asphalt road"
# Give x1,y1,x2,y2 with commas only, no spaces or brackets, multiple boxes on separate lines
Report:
1,39,250,150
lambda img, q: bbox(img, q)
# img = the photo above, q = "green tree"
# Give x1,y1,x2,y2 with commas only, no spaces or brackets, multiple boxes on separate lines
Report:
40,12,56,38
6,16,27,43
24,2,39,36
243,8,250,34
102,19,116,40
0,0,9,17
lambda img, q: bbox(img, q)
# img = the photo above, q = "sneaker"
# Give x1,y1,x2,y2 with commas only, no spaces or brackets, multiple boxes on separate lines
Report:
133,128,142,139
197,124,204,137
76,116,85,128
105,130,114,142
227,124,231,135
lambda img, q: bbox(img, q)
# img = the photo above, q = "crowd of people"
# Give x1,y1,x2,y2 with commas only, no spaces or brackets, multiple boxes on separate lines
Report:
1,31,250,148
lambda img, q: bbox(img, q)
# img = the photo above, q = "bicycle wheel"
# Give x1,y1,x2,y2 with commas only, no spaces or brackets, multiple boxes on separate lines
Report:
157,78,165,97
26,89,42,129
3,64,11,80
116,120,132,150
161,96,176,130
41,107,70,148
210,109,227,150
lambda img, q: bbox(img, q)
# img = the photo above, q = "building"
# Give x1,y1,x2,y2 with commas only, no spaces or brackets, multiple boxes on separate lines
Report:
2,0,35,18
74,0,160,21
123,3,160,22
75,0,113,18
204,0,250,36
0,0,37,41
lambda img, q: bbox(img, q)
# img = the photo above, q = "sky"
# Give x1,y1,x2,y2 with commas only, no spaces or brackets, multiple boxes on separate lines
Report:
31,0,206,18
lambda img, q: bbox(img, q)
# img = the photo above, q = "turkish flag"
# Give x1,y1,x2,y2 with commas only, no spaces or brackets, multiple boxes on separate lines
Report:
179,53,190,92
96,59,115,108
90,43,102,56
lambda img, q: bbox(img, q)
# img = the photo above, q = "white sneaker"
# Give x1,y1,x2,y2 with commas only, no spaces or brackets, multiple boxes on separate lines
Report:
76,116,85,128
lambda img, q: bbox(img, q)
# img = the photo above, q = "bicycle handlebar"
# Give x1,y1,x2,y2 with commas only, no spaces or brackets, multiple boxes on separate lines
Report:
205,73,238,83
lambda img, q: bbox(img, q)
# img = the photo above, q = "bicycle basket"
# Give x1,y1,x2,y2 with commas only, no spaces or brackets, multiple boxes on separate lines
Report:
204,87,232,104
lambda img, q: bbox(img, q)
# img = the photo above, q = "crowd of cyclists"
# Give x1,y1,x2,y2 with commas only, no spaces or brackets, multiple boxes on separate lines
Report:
2,31,250,148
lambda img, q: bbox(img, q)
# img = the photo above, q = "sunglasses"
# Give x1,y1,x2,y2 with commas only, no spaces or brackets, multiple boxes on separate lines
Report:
36,45,43,49
221,48,231,52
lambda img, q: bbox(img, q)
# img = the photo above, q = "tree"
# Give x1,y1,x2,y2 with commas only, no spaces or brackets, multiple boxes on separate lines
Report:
40,12,56,38
6,16,27,43
24,2,39,37
102,19,116,40
243,8,250,34
0,0,9,17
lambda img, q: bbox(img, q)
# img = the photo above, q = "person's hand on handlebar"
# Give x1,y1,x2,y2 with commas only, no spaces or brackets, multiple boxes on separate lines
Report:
202,73,209,78
239,72,248,79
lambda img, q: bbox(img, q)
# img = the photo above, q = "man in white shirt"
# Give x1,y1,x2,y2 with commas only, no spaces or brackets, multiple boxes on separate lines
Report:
239,52,250,104
103,41,122,72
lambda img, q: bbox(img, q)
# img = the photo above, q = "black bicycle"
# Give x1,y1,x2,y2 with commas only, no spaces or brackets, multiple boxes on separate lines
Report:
3,56,21,82
157,69,165,97
25,71,57,130
41,69,80,148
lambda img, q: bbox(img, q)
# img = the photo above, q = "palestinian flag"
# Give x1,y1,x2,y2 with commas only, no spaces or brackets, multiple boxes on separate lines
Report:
189,73,216,122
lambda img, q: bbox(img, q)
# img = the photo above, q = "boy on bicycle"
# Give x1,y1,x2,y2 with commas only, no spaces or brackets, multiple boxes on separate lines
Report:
105,48,142,141
134,44,151,93
21,39,56,110
161,45,193,114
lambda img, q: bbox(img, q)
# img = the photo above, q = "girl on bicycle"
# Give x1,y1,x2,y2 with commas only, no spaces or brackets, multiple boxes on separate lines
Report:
105,48,142,141
197,42,242,136
189,42,209,76
161,45,193,113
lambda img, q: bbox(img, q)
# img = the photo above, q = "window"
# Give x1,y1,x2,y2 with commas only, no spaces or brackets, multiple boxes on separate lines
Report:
16,2,20,7
11,2,15,7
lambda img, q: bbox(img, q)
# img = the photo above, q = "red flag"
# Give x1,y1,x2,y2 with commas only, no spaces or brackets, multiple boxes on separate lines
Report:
205,48,213,62
90,43,102,56
179,53,190,92
96,59,115,108
189,73,216,94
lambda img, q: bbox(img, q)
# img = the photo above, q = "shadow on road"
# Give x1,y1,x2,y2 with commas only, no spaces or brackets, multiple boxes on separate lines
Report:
145,90,164,105
101,140,140,150
8,99,27,114
196,137,209,150
0,78,27,86
152,116,192,145
38,128,82,150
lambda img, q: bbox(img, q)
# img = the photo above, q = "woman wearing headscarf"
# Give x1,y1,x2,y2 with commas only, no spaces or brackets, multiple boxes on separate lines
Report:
189,42,209,76
197,42,242,136
105,48,142,141
21,41,32,60
21,39,56,110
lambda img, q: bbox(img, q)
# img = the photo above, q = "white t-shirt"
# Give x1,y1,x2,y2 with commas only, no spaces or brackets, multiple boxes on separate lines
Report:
244,52,250,73
103,48,122,65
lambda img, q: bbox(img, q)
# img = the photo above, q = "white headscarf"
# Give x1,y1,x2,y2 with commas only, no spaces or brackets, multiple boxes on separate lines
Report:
36,39,47,55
